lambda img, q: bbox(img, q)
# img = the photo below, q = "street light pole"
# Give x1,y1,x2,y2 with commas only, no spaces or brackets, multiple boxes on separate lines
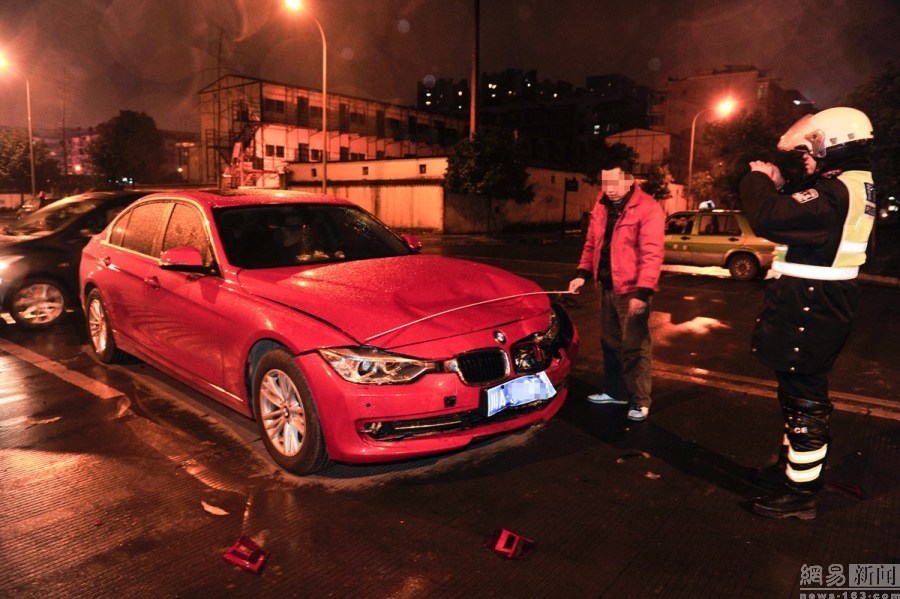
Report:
1,53,37,200
285,1,327,194
686,108,709,208
311,15,327,194
24,74,37,200
686,99,737,208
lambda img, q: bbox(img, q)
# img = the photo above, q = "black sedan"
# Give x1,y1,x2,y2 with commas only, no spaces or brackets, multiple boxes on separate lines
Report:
0,190,153,327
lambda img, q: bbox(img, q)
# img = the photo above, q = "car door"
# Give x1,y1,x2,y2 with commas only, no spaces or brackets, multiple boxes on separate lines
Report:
140,202,225,390
664,212,696,265
690,213,744,267
101,200,170,350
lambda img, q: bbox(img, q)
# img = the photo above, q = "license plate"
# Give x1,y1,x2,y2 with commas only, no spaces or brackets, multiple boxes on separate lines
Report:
485,372,557,417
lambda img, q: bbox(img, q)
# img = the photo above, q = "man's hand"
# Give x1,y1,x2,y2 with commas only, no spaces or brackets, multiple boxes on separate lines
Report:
628,297,648,317
568,277,586,294
748,160,785,188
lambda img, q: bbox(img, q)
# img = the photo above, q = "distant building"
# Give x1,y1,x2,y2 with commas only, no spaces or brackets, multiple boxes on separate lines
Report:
604,128,671,178
198,74,469,188
418,69,652,171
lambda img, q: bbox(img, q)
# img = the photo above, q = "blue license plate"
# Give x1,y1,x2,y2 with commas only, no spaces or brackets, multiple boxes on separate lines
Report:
485,372,557,417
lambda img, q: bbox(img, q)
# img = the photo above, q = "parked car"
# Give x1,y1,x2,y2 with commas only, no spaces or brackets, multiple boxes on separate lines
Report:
80,189,579,474
0,190,154,327
16,192,56,219
664,209,775,280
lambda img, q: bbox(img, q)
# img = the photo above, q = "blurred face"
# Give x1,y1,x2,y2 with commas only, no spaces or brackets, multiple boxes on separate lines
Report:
599,168,633,201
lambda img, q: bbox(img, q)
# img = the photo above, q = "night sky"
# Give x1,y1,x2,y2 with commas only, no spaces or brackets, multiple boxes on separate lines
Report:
0,0,897,132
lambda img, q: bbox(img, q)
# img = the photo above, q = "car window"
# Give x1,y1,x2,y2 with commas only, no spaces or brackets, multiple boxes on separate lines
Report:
665,214,694,235
3,198,103,237
720,215,742,236
162,203,214,266
214,204,412,269
118,202,169,257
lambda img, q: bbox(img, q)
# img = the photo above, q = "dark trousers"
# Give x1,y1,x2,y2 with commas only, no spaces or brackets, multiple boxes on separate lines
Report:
600,289,653,408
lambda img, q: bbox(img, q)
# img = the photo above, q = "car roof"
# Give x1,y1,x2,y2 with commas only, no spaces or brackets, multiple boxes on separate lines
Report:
135,188,354,209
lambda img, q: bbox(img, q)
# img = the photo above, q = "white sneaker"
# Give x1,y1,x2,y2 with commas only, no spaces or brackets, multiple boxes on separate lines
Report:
587,392,627,405
627,405,650,421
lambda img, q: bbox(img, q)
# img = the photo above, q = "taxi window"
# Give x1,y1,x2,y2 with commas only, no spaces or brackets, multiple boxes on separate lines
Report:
666,214,694,235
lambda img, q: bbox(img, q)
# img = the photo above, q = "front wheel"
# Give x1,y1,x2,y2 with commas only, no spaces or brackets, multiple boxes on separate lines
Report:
86,289,122,363
252,349,330,474
9,279,67,327
727,254,760,281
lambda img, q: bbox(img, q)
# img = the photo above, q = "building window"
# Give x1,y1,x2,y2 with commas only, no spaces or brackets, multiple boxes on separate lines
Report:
419,164,427,174
298,143,309,162
311,168,317,177
362,166,369,175
263,98,285,113
265,145,285,158
311,149,322,162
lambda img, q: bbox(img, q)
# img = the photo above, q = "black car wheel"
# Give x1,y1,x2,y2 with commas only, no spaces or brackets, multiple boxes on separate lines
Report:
252,349,330,474
727,254,760,281
86,289,122,363
9,279,67,327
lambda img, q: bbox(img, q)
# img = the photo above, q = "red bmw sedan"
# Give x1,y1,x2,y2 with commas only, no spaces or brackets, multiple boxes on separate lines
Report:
80,189,578,474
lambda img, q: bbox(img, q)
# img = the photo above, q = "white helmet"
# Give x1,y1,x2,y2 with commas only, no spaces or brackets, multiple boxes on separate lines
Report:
777,107,873,159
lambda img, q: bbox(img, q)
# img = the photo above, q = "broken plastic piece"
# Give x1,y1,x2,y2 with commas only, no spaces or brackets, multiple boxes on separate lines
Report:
223,536,268,573
484,528,535,560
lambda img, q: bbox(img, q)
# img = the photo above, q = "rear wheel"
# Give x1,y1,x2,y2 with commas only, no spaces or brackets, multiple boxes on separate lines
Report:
9,279,67,327
252,349,330,474
86,289,122,363
727,254,760,281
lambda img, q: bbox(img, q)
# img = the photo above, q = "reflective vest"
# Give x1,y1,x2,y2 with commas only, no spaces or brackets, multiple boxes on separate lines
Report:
773,170,875,280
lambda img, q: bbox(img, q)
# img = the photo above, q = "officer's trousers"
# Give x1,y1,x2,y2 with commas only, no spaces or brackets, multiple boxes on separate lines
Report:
775,370,833,495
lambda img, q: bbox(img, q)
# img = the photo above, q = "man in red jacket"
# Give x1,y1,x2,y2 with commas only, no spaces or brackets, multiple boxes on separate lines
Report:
568,167,665,421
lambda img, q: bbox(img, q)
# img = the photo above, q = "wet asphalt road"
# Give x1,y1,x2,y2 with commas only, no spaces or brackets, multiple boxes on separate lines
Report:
0,234,898,598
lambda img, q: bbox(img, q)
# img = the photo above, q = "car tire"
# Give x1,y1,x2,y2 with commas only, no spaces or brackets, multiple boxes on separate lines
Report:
252,349,330,475
9,278,68,327
727,254,760,281
86,289,123,364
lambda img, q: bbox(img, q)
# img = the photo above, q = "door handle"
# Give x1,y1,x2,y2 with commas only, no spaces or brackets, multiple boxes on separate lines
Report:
100,256,111,267
728,237,739,242
144,276,160,290
680,236,691,240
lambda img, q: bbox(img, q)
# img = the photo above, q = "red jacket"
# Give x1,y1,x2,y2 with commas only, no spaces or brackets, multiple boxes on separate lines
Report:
577,186,665,295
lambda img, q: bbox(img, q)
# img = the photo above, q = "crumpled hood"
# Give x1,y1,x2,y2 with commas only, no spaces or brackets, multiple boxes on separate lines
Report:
236,254,549,348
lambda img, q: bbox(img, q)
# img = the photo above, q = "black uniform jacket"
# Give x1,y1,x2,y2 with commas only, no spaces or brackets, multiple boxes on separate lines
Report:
739,170,861,374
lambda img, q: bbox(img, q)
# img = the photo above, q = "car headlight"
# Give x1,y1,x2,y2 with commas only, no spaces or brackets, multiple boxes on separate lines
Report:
0,255,24,273
319,347,441,385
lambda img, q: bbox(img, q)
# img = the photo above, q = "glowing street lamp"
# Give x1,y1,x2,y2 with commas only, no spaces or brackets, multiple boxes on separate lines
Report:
285,0,328,193
0,52,37,201
686,98,737,206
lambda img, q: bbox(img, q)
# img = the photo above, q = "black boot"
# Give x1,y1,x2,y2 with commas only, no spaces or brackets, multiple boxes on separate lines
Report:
751,490,817,520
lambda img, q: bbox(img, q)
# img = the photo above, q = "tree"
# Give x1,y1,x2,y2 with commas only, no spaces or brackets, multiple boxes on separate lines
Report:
845,62,900,206
88,110,165,184
703,111,792,207
444,128,535,232
640,164,673,201
0,128,59,194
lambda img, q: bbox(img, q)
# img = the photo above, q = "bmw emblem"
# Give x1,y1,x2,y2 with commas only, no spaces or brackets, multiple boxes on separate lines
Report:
493,330,507,344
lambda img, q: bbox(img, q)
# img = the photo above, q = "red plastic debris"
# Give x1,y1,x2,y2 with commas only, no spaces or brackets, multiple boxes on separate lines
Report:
484,528,535,560
223,536,268,573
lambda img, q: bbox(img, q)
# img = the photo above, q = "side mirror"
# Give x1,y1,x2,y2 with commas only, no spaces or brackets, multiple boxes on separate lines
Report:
401,233,422,252
160,246,208,273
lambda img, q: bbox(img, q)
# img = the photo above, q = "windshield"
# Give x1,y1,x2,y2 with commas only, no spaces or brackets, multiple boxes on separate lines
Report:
4,198,104,237
213,203,412,269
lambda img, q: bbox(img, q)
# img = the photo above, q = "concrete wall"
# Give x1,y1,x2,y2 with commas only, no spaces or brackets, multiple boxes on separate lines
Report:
0,193,24,210
284,157,685,233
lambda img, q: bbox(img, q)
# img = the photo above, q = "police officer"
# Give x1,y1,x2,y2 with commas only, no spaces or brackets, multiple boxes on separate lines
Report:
739,107,876,519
